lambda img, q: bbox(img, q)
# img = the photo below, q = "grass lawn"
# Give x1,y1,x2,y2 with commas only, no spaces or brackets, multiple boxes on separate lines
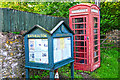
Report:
90,47,119,78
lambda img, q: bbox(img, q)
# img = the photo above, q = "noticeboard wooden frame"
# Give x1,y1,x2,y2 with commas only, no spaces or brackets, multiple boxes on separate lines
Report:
23,21,74,79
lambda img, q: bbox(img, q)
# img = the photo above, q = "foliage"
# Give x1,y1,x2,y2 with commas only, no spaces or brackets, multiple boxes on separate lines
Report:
30,70,49,79
100,2,120,34
0,2,119,34
0,2,79,17
90,47,119,78
58,63,83,79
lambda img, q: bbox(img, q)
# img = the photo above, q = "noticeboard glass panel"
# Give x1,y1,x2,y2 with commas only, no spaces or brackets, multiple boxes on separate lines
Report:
28,39,48,64
53,37,71,63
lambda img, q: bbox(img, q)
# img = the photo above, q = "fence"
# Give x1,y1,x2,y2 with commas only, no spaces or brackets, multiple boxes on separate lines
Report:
0,8,69,32
100,30,120,48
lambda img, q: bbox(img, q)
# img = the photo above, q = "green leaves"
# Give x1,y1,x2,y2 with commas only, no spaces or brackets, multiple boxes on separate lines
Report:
100,2,120,34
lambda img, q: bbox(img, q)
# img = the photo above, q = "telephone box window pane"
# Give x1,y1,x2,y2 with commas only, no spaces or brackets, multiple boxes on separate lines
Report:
72,24,74,29
75,36,84,40
75,41,84,46
75,47,81,52
94,35,98,39
85,24,86,28
72,19,74,23
94,46,98,50
80,47,84,52
85,17,86,22
75,24,84,29
85,53,87,58
75,36,80,40
75,18,83,23
94,29,98,34
81,42,84,46
94,17,97,22
85,59,87,64
80,36,84,40
75,47,84,52
94,51,98,57
76,58,84,64
75,30,84,34
85,47,87,52
94,57,98,63
76,53,84,58
85,30,86,34
85,41,86,46
94,40,98,45
94,23,98,28
76,53,80,57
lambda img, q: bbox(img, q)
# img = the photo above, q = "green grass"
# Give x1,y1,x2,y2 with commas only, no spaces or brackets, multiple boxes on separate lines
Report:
90,47,119,78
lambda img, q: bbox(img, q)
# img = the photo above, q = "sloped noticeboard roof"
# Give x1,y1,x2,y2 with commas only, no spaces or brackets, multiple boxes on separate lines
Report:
23,20,74,36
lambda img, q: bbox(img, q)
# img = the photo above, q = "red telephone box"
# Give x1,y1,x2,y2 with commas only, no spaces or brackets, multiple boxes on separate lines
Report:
69,3,100,71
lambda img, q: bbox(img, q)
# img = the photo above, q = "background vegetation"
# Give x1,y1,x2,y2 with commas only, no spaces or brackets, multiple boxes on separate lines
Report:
0,2,119,34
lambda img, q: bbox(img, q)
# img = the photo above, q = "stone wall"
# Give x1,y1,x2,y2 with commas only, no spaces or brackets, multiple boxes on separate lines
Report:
0,32,25,79
106,29,120,43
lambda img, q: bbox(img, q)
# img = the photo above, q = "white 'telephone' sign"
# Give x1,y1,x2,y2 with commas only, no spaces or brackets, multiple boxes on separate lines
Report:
53,37,71,63
91,9,98,13
29,39,48,64
72,9,88,13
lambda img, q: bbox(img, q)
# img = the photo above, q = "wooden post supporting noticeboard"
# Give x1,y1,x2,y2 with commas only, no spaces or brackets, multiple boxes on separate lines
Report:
71,62,74,80
26,68,29,79
50,70,54,80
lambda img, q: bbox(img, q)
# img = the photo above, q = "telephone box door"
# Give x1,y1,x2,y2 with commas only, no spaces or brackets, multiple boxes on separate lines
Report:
91,15,101,71
70,15,90,70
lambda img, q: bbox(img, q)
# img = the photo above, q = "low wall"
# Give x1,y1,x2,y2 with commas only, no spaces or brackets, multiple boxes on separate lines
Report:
0,32,25,79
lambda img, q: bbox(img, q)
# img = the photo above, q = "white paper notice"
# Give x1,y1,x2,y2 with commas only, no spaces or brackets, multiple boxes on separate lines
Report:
29,51,35,62
29,39,35,51
41,52,48,63
35,39,42,51
41,39,48,52
53,37,71,63
34,52,41,63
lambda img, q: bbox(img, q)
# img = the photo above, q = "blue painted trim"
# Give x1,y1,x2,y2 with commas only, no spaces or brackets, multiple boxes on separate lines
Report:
50,70,54,80
71,35,74,58
24,35,29,66
26,68,29,78
27,37,48,39
71,62,74,80
52,33,73,38
54,59,74,70
54,57,73,64
25,66,50,70
48,36,54,69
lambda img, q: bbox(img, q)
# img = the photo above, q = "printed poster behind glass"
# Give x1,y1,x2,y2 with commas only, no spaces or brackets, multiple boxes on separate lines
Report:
28,39,48,64
54,37,71,63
